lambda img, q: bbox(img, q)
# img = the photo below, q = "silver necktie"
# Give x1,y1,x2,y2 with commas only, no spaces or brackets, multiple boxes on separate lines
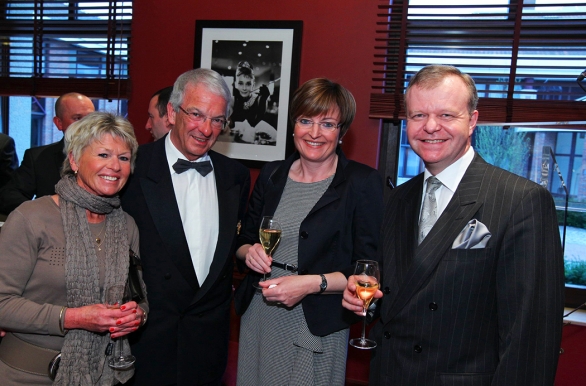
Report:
418,176,442,244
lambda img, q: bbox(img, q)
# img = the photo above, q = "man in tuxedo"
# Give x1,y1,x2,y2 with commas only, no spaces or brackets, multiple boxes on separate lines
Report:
145,86,174,140
343,65,564,385
121,68,250,386
0,92,94,214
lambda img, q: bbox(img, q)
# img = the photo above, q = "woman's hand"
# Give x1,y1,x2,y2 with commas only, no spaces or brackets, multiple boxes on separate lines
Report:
0,328,6,337
64,301,144,338
259,275,319,307
244,243,272,274
342,275,383,316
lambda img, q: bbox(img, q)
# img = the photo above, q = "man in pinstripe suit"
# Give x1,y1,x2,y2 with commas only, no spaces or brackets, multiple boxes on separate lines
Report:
343,64,564,385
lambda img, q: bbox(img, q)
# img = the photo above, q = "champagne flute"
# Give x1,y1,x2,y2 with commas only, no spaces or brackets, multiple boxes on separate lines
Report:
253,216,282,289
106,283,136,370
349,260,380,349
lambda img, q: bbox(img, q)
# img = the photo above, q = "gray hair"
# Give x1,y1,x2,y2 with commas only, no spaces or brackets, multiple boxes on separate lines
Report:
168,68,232,117
62,111,138,176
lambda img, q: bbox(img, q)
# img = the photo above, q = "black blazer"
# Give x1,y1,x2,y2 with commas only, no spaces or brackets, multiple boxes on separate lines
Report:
120,136,250,386
235,149,383,336
0,133,18,190
0,139,64,215
370,154,564,386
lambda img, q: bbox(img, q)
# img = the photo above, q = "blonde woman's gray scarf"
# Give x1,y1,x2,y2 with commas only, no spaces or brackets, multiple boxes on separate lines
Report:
53,175,131,385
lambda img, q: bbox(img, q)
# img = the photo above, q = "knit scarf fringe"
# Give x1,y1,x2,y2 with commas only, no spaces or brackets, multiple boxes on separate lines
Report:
53,175,131,385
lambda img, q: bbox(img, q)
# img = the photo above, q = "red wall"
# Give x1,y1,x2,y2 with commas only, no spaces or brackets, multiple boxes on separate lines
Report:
128,0,381,171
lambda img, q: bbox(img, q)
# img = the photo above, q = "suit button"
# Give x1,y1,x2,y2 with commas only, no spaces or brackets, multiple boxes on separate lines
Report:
429,302,438,311
300,231,308,239
383,287,390,295
384,331,391,339
164,273,171,280
414,345,422,353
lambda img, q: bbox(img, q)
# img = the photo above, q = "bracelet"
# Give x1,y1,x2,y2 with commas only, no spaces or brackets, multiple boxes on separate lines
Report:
138,306,148,327
59,306,67,335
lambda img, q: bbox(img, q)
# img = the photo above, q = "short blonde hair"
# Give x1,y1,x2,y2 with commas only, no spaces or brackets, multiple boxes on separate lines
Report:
62,112,138,176
405,64,478,115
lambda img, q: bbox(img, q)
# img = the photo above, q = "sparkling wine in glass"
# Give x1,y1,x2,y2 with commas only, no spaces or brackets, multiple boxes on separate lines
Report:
106,283,136,370
253,216,282,289
349,260,380,349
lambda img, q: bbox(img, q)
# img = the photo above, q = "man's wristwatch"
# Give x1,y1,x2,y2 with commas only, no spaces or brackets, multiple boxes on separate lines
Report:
319,274,328,293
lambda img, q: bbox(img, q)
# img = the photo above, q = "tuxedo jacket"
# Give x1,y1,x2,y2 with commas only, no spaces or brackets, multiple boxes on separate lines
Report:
370,154,564,386
0,133,18,190
234,149,383,336
120,137,250,386
0,139,64,215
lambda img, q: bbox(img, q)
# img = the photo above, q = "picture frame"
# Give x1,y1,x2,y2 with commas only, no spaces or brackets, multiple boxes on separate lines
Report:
194,20,303,168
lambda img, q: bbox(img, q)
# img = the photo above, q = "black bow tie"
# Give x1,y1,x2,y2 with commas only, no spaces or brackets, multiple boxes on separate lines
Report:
172,159,213,176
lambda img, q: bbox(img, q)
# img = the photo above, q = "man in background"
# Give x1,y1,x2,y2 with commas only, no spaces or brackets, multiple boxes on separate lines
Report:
0,92,94,214
122,68,250,386
343,64,564,385
145,86,173,140
0,133,18,190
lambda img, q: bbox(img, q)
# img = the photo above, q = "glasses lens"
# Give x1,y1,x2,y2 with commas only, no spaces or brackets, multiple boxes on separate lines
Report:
320,122,338,130
210,118,226,129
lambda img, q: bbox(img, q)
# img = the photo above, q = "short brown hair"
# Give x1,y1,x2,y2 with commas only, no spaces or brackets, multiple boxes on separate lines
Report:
289,78,356,138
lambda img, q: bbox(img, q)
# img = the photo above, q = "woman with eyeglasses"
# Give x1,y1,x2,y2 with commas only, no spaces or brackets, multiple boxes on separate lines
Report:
234,78,384,385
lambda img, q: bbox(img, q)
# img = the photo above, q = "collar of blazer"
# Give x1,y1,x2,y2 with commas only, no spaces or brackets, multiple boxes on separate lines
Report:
262,147,350,217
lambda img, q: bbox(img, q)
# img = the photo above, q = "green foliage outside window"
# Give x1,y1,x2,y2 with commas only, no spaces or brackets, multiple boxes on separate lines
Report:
565,260,586,286
473,126,530,177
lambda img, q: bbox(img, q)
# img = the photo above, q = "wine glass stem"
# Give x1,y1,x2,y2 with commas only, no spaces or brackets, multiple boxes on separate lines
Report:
361,309,368,342
262,255,271,282
117,338,123,359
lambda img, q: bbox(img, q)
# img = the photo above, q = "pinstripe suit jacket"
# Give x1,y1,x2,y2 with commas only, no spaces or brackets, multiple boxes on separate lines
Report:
370,153,564,386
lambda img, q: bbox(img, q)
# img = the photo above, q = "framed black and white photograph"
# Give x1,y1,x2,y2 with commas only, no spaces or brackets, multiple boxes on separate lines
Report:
194,20,302,168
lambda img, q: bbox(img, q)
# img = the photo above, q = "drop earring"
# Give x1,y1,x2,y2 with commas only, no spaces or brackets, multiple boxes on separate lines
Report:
338,139,343,145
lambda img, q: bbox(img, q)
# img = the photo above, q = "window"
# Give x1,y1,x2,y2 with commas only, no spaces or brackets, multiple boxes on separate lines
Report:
1,1,131,96
374,0,586,305
0,1,131,159
371,0,586,123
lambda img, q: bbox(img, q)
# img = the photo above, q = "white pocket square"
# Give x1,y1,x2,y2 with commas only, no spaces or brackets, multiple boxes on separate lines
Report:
452,219,492,249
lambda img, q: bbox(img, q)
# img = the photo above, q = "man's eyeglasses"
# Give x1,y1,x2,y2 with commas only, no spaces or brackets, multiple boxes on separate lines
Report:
178,106,227,129
295,118,340,131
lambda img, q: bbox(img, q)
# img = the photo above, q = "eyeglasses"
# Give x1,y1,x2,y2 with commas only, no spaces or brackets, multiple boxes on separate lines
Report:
295,118,340,132
178,106,227,129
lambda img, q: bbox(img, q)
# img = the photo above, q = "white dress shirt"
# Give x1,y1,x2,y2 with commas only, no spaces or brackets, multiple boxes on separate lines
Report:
165,132,219,285
420,146,475,221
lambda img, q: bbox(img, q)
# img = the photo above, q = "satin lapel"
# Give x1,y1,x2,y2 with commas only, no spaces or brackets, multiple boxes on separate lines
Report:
386,158,488,320
140,140,199,292
192,151,240,302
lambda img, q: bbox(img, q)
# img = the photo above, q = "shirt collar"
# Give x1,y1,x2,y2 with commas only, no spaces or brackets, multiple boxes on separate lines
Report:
423,146,475,194
165,130,211,175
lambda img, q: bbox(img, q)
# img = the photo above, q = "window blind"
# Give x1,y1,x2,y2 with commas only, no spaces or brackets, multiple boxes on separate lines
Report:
0,1,131,99
371,1,586,124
